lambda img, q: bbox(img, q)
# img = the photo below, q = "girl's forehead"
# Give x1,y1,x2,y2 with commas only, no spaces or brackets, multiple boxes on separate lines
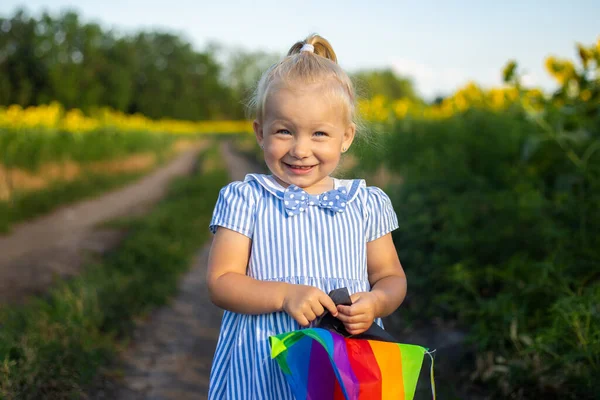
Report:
265,96,344,122
267,86,332,106
264,82,350,120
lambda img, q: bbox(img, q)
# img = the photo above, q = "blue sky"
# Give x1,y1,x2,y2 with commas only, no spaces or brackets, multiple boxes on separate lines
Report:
1,0,598,99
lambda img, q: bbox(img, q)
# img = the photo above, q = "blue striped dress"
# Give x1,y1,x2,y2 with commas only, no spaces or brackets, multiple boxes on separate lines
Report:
208,173,399,399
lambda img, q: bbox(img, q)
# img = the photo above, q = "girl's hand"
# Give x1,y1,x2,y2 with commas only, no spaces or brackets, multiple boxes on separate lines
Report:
282,284,338,327
336,292,380,335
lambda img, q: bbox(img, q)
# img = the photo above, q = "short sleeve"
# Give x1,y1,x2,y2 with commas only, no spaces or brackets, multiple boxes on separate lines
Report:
364,187,399,242
209,181,257,238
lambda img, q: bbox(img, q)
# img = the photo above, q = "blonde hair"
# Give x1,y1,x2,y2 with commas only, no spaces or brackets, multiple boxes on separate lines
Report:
248,34,362,135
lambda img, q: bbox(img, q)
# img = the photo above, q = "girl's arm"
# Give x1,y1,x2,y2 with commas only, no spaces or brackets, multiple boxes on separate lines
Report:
207,227,337,323
207,227,286,314
366,232,407,317
336,233,406,334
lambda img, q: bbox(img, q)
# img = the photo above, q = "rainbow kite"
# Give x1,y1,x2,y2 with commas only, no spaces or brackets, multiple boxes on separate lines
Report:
269,328,434,400
269,287,435,400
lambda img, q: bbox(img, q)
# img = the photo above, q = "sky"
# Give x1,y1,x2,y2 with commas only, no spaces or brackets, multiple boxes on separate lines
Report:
1,0,598,99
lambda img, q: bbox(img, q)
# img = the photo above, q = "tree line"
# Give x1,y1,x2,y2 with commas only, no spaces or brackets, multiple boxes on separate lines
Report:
0,8,417,121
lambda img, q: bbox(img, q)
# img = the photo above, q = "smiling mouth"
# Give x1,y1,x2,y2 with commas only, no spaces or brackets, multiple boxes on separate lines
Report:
284,163,316,171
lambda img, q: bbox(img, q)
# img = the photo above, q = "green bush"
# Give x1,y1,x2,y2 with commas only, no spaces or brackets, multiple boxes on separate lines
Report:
353,107,599,398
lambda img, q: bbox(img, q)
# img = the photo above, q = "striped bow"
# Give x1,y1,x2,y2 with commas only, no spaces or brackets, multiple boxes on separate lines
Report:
283,185,348,216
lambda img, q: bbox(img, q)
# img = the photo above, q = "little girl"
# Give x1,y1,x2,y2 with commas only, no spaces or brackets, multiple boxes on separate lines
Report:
207,34,407,399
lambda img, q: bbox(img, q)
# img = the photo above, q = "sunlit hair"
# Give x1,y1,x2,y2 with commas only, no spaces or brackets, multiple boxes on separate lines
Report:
248,34,362,134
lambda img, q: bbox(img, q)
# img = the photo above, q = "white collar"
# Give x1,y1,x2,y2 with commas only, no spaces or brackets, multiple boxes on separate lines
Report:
244,174,364,203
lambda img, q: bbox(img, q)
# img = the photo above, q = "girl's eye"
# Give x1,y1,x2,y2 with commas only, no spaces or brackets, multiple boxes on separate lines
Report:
314,131,327,137
276,129,292,135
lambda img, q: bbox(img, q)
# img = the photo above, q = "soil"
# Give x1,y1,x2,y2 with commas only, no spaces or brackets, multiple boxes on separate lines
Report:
0,143,206,305
88,141,262,400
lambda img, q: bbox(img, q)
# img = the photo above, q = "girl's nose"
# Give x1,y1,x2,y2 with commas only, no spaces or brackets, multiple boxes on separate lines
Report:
290,138,311,159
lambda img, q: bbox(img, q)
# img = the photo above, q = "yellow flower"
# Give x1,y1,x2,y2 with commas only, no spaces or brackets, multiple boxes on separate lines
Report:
358,95,389,122
580,89,592,101
393,99,410,119
488,89,506,110
454,92,468,111
545,56,576,86
0,103,255,135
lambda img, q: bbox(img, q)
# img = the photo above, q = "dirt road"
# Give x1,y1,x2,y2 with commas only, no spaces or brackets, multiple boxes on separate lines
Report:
91,141,261,400
0,144,206,304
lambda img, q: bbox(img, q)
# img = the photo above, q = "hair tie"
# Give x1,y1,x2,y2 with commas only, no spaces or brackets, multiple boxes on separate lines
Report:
300,43,314,53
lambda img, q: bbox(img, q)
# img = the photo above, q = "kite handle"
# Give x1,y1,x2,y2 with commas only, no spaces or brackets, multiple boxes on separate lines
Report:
425,349,437,400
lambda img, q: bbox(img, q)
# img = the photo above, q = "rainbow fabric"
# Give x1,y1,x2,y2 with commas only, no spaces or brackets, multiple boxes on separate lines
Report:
269,328,431,400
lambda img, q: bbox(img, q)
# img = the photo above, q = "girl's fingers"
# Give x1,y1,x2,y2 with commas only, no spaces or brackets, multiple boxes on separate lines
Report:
296,315,310,327
344,322,368,335
337,303,365,316
304,309,317,324
319,294,338,316
350,292,363,303
311,302,325,318
337,305,350,315
336,312,364,324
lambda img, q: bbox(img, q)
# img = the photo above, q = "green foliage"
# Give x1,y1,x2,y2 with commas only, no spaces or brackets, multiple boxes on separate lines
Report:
0,9,421,120
352,68,419,101
0,9,239,119
353,45,600,395
220,48,281,119
0,143,228,399
354,104,599,397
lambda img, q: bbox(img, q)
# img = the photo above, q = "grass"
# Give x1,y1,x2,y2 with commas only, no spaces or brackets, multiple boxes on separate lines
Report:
0,142,228,400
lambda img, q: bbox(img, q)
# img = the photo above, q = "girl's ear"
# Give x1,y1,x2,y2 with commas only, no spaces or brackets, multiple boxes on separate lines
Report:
253,120,264,148
342,122,356,152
